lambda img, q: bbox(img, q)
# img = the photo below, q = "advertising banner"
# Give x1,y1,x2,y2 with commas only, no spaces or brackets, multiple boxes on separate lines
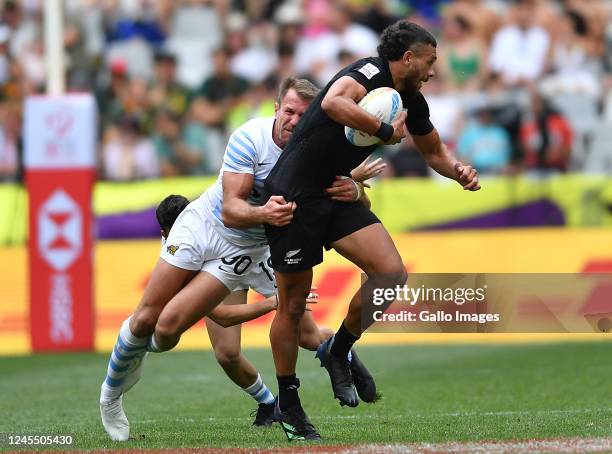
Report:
24,95,96,351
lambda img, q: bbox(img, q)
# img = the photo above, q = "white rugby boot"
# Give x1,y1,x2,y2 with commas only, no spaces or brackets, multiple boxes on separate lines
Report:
100,395,129,441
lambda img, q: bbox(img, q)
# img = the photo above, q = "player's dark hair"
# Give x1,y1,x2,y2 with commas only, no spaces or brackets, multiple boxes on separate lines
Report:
377,20,437,61
156,194,189,232
277,77,320,104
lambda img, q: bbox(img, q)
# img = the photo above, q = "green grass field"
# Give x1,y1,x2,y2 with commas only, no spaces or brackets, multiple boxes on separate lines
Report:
1,341,612,451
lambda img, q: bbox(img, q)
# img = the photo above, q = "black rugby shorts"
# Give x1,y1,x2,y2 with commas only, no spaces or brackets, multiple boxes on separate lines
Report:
265,198,380,273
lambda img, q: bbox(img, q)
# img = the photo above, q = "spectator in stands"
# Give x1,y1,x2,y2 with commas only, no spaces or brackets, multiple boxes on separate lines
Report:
2,0,607,182
342,0,394,35
0,104,19,181
227,13,278,85
275,0,304,53
226,76,276,132
149,50,190,117
443,0,500,44
192,46,249,129
105,1,167,47
420,76,463,146
293,0,341,85
383,138,430,178
0,25,10,86
562,0,608,58
152,108,182,177
488,0,550,87
457,107,512,175
114,77,155,134
101,116,159,181
438,14,486,92
519,94,572,173
95,60,130,133
328,3,379,61
540,9,601,97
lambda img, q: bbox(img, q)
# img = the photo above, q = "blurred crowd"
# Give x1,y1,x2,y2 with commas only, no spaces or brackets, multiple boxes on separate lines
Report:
0,0,611,183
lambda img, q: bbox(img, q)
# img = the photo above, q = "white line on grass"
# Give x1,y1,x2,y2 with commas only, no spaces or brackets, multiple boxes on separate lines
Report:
137,407,612,424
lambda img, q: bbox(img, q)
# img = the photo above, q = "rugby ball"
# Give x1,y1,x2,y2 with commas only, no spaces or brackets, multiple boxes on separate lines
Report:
345,87,403,147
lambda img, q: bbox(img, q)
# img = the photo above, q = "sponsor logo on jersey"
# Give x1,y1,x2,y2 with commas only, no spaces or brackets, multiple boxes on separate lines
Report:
358,63,380,80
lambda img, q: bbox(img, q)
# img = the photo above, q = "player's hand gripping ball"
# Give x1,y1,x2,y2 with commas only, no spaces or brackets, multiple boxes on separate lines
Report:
345,87,403,147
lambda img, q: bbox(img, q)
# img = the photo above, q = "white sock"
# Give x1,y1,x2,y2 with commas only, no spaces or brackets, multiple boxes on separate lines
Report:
243,374,275,405
146,333,165,353
100,316,148,402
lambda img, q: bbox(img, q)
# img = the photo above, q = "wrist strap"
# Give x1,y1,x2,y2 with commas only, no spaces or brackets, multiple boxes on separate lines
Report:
352,180,364,202
374,122,394,142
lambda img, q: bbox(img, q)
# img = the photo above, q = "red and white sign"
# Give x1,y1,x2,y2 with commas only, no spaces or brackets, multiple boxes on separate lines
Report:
25,95,96,351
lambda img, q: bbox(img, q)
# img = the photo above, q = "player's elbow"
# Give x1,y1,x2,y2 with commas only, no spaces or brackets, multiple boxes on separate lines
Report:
220,207,239,228
321,95,338,117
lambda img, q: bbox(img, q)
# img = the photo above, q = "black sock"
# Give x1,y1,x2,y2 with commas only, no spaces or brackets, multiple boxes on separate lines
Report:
277,374,300,411
330,322,360,360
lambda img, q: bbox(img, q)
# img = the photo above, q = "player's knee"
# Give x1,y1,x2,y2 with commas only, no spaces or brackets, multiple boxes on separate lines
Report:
390,266,408,287
214,345,241,368
283,296,307,321
130,309,158,337
369,260,407,287
154,313,181,343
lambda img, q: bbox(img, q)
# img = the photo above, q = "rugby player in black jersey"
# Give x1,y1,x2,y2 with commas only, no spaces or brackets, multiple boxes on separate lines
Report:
264,20,481,440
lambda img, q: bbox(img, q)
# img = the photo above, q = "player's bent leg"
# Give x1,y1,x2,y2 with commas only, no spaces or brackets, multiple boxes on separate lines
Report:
151,271,230,351
206,291,255,388
324,223,406,406
331,222,407,334
131,259,198,337
100,259,196,441
205,292,276,427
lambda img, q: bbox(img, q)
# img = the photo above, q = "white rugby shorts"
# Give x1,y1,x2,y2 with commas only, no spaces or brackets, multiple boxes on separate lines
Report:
159,205,276,297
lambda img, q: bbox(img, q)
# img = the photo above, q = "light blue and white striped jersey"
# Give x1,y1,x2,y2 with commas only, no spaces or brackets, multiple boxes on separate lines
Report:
198,116,281,247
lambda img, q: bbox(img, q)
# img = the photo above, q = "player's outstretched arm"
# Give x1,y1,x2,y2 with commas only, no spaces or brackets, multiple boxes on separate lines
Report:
206,290,320,327
412,128,481,191
321,77,405,144
207,296,277,327
221,172,296,228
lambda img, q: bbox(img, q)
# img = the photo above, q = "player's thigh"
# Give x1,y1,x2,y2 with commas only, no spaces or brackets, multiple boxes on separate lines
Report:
330,222,404,277
205,290,247,356
135,258,197,317
157,271,231,336
137,205,208,318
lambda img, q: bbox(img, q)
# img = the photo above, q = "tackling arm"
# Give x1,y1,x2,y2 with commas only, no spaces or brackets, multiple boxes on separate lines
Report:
207,296,276,328
221,172,296,228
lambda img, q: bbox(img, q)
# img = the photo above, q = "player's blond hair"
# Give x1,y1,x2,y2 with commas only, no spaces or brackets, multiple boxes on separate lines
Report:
277,77,319,104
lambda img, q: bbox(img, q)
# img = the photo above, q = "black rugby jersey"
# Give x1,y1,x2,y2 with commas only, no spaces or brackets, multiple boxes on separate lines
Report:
265,56,434,200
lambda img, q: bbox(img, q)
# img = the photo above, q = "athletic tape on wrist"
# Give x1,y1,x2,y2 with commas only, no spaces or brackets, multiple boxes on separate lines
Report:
374,122,394,142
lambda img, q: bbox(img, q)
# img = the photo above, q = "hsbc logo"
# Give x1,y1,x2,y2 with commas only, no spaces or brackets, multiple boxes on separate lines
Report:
38,189,82,271
45,108,74,139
